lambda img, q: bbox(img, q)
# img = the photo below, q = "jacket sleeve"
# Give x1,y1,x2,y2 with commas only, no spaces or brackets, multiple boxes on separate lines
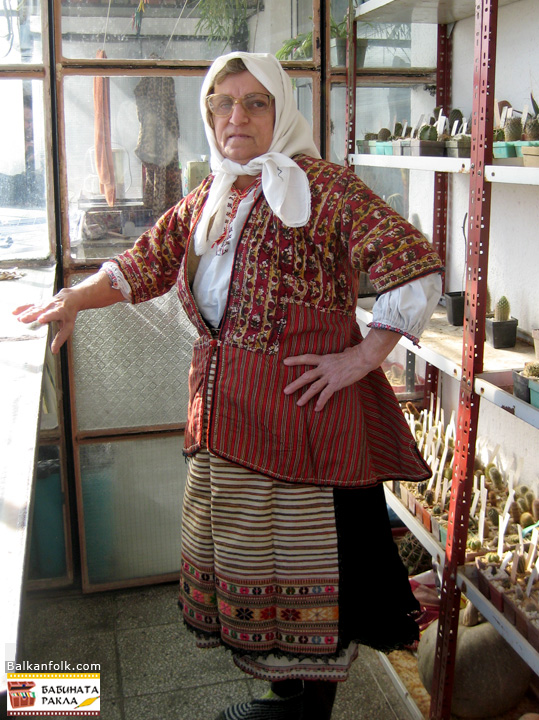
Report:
110,191,201,304
342,172,444,293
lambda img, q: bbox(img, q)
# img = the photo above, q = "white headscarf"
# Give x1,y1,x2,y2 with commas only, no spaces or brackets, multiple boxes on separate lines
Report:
194,51,321,255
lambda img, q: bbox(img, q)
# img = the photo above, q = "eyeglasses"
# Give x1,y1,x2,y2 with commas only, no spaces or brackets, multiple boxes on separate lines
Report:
206,92,274,118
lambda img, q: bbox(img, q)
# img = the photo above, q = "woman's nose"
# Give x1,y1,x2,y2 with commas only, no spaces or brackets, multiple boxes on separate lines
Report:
229,102,249,124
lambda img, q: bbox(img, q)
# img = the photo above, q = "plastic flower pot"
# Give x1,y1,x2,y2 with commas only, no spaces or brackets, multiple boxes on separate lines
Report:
485,316,518,348
445,291,465,326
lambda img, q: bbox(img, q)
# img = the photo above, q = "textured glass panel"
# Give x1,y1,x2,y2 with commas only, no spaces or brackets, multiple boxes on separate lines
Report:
72,280,198,430
80,438,186,584
60,0,312,62
0,0,42,64
65,74,206,260
0,79,49,260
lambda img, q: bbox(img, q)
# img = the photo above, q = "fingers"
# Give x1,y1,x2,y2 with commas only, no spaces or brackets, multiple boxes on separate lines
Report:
13,304,46,323
50,325,69,355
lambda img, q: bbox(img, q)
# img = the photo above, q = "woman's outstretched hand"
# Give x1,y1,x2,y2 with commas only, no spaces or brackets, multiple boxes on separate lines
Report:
283,328,402,412
13,288,82,354
12,270,124,354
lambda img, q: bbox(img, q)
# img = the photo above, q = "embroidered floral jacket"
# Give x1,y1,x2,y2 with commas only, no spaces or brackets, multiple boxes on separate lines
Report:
113,155,443,487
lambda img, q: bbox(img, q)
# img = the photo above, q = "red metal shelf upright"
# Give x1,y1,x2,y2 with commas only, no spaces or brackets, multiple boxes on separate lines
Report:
429,1,498,718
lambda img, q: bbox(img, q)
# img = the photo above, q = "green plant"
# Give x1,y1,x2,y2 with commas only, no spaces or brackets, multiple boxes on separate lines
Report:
275,28,313,60
524,92,539,140
377,127,391,141
276,15,350,61
195,0,251,51
494,295,510,322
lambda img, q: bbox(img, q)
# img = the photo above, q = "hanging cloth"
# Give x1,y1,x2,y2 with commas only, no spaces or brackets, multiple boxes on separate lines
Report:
134,75,182,215
93,49,116,207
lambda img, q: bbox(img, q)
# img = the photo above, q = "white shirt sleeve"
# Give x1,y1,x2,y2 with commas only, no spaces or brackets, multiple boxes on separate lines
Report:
369,272,442,345
101,261,132,301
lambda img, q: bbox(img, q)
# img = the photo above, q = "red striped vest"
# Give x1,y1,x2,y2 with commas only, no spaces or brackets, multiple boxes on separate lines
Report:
115,155,442,487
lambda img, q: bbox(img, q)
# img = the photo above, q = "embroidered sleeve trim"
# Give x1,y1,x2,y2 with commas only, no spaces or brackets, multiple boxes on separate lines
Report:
101,261,132,301
368,321,420,347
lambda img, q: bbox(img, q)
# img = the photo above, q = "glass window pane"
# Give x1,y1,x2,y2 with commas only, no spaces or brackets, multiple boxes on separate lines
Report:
71,277,198,431
79,438,186,585
0,79,49,260
29,446,68,581
330,82,435,164
330,83,435,239
61,0,314,62
355,21,437,70
65,74,206,259
0,0,42,64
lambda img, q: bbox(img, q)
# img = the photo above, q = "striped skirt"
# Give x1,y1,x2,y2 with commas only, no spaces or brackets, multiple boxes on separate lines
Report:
178,447,420,683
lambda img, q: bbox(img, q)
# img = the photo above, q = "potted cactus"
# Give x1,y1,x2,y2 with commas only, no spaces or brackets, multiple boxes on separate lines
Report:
410,124,445,156
375,127,393,155
522,362,539,408
485,295,518,348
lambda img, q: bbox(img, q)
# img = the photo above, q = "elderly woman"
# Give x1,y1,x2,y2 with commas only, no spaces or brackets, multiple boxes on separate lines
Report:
15,53,443,720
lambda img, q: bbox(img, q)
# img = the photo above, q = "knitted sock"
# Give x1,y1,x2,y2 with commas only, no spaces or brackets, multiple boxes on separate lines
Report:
215,687,303,720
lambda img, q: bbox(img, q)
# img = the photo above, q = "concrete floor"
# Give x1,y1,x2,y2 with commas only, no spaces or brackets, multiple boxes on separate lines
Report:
14,582,419,720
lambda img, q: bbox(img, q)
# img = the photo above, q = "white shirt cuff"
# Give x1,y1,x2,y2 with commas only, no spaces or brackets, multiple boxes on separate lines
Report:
101,261,132,301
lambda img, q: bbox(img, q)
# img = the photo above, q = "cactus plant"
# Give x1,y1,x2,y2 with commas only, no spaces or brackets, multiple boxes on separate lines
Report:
520,511,534,528
486,464,504,489
448,108,464,130
524,92,539,140
487,506,500,527
377,127,392,141
419,124,438,141
524,116,539,140
504,116,523,141
522,361,539,378
494,296,510,322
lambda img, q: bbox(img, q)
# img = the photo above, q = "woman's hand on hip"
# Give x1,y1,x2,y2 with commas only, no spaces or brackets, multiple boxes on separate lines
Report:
282,328,402,412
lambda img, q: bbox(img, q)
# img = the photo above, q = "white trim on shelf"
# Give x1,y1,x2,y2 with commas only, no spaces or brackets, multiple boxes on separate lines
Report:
356,302,538,429
349,153,470,173
486,165,539,185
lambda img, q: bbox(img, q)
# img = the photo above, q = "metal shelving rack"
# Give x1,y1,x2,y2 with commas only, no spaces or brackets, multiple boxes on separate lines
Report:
349,1,538,718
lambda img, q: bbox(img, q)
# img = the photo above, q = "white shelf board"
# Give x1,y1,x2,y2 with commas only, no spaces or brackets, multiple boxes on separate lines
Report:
384,487,446,566
357,301,536,392
349,153,470,173
486,165,539,185
376,652,426,720
355,0,518,25
475,371,539,430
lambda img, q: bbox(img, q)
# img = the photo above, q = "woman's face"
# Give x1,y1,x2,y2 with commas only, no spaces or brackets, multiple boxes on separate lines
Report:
211,71,275,165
